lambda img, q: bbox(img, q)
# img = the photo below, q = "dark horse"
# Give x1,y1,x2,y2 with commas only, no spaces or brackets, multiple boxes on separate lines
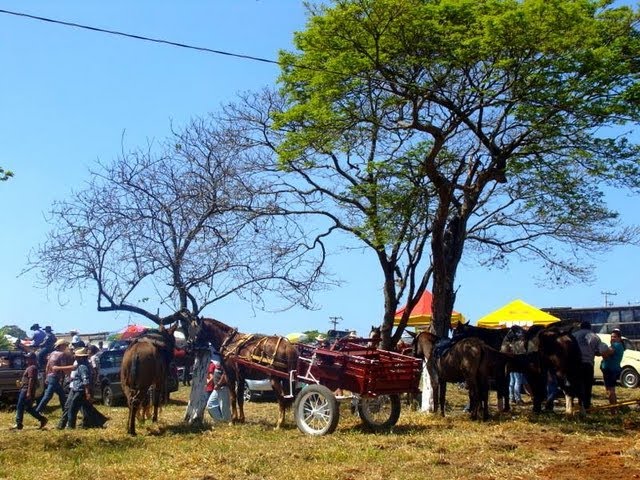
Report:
452,322,512,412
500,325,585,414
413,331,508,420
536,327,585,414
121,323,177,435
187,317,298,429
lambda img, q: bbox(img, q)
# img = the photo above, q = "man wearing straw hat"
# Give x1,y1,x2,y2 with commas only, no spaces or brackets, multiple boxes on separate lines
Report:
57,348,93,430
36,338,72,414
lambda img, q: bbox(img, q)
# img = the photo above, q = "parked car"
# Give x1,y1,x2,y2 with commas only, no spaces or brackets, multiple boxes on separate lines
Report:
243,379,276,402
0,350,44,403
90,348,180,407
243,378,307,402
594,333,640,388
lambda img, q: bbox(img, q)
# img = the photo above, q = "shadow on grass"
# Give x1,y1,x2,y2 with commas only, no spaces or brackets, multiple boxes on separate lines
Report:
152,421,212,436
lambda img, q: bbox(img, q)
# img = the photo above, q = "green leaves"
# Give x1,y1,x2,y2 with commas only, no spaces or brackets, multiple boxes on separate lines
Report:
0,167,13,181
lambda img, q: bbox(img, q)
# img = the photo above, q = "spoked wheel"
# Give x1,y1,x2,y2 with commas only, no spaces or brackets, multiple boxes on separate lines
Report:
293,384,340,436
357,394,401,432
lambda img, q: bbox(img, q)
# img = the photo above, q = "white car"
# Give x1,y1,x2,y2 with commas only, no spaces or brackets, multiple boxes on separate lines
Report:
594,333,640,388
243,379,276,402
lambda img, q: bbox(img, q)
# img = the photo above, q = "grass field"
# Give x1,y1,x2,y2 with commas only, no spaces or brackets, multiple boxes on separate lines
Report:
1,384,640,480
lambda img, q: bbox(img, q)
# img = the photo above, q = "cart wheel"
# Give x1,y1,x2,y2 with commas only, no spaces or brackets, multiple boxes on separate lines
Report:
294,384,340,436
358,394,401,432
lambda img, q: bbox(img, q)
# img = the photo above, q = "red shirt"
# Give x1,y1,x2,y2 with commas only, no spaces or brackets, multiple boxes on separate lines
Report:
205,361,216,393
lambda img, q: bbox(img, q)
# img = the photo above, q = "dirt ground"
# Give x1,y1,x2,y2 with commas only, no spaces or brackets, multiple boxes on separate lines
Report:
535,434,640,480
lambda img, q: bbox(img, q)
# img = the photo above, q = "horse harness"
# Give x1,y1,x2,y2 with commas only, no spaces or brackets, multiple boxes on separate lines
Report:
220,329,289,370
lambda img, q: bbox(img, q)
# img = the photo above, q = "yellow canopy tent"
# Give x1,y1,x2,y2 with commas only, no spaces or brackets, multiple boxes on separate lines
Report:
476,299,559,329
393,289,464,328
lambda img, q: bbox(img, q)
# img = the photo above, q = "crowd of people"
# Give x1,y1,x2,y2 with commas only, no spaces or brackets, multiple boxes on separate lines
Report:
11,327,108,431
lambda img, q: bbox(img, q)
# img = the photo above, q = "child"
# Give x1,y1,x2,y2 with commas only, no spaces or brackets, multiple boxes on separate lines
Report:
12,352,48,430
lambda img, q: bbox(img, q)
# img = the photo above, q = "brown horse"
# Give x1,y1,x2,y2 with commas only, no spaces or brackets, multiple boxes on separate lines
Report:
121,323,177,435
414,331,508,420
500,325,585,414
537,327,585,414
186,317,298,429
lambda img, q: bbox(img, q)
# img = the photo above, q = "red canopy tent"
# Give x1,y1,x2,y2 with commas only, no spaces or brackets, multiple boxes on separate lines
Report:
393,289,464,327
116,324,151,340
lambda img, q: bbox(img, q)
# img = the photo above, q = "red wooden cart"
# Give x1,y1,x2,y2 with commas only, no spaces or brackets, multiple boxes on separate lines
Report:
293,337,422,435
232,337,421,435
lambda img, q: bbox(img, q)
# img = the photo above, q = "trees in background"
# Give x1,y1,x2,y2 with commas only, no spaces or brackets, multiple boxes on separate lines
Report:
0,326,27,349
0,167,13,181
273,0,640,343
23,2,640,356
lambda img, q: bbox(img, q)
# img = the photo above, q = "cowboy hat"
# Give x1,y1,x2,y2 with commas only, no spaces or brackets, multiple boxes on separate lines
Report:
73,347,90,357
44,326,53,333
54,339,69,348
30,323,41,331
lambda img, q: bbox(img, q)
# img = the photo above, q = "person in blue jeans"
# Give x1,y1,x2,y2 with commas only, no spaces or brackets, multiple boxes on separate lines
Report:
206,354,231,423
509,371,525,405
36,339,72,414
12,352,48,430
545,369,559,411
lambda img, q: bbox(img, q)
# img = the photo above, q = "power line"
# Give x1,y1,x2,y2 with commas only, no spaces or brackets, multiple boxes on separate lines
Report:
0,8,279,66
0,8,411,96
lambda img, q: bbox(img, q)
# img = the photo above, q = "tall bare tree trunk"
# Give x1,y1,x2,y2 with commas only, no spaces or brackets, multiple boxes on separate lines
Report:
183,348,211,425
420,360,435,413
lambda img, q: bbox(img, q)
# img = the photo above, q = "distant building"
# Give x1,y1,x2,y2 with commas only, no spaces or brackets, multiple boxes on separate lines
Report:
543,305,640,348
56,330,110,346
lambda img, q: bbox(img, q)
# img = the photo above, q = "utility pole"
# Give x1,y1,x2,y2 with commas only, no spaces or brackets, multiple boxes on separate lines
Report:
601,291,617,307
329,316,343,330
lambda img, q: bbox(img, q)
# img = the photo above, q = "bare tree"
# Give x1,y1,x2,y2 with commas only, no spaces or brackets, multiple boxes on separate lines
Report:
27,117,329,422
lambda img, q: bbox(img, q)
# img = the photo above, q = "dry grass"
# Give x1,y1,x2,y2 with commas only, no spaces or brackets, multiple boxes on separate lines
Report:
1,384,640,480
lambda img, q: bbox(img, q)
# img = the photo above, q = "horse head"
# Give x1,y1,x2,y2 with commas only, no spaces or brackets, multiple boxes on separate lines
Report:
413,330,438,359
187,317,235,352
185,316,206,350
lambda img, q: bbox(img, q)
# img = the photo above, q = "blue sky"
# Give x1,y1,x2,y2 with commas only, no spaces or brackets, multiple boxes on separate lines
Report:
1,1,638,339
